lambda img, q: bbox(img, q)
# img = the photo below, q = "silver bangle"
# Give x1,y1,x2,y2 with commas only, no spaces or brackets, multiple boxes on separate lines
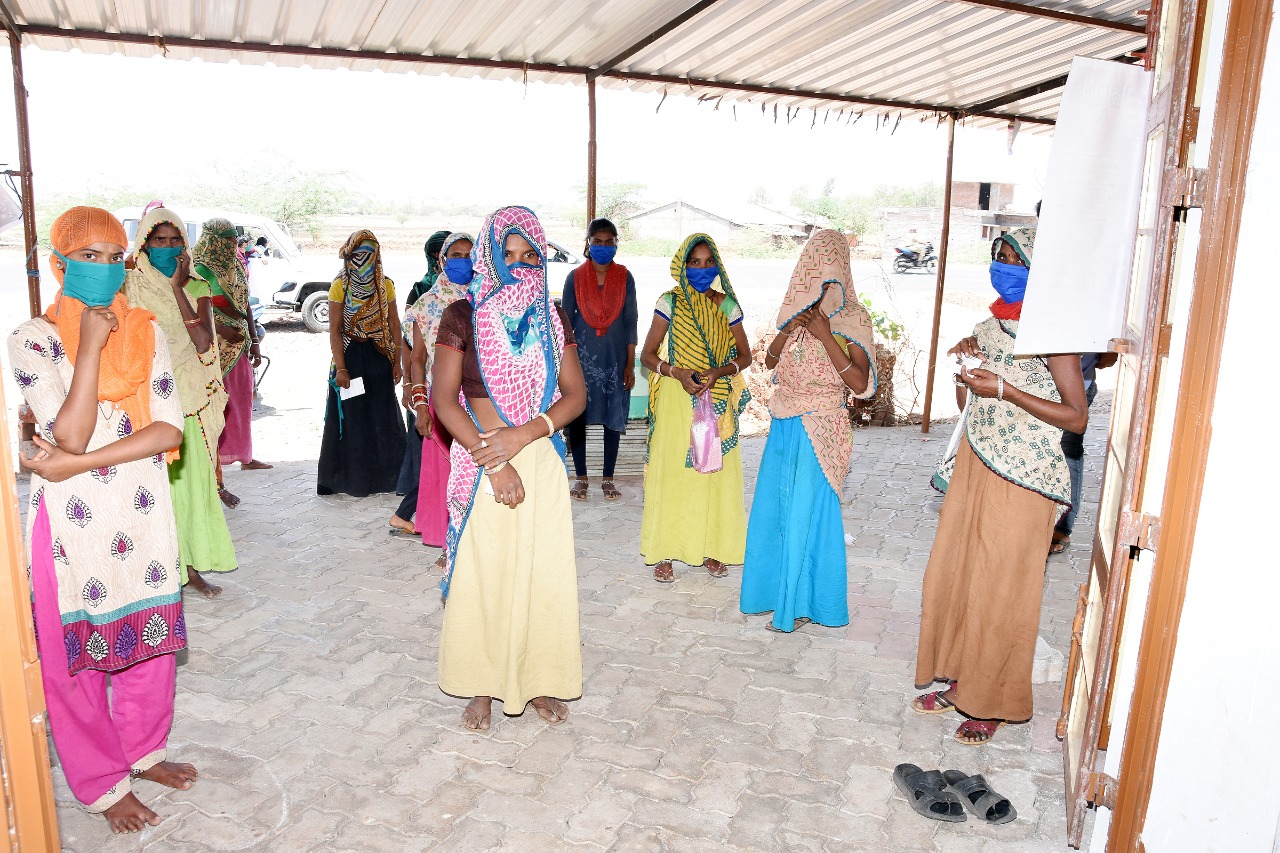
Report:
487,460,507,474
837,359,854,375
729,362,740,376
996,376,1005,401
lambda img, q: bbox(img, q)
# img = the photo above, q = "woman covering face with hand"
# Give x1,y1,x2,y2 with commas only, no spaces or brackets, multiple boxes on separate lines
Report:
9,206,195,834
123,206,236,600
431,206,586,732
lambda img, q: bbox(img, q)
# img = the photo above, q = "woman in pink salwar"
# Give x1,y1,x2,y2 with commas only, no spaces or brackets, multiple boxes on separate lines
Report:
10,207,196,833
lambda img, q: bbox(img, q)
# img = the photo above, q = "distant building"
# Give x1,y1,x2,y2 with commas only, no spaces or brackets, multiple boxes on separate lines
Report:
626,200,813,245
880,179,1036,254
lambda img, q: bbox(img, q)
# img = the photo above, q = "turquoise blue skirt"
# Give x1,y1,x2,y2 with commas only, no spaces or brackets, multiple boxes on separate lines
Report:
740,416,849,631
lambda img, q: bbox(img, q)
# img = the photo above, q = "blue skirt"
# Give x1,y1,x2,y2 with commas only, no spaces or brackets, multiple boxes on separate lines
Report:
740,416,849,630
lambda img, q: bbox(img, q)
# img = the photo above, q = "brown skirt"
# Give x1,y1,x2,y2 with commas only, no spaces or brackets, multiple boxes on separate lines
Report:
915,436,1058,722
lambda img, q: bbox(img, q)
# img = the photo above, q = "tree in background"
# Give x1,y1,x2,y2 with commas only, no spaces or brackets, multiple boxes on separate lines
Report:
574,182,647,232
790,180,942,239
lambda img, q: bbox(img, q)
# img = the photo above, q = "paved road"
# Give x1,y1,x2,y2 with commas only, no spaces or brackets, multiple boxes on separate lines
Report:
20,389,1107,851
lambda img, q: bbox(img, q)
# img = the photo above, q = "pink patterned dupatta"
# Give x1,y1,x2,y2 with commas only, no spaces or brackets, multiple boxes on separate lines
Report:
442,206,566,596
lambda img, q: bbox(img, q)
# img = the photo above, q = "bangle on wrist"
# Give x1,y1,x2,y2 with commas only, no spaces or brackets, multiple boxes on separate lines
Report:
996,375,1005,401
336,367,349,374
538,412,556,438
729,362,741,376
183,317,202,328
837,359,854,375
487,460,508,474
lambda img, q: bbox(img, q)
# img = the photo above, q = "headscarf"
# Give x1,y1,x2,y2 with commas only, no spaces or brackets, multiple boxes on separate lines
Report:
990,226,1036,320
192,218,250,374
123,207,226,454
334,229,396,362
403,232,475,393
651,233,750,458
443,206,566,597
406,229,452,307
43,206,164,447
769,229,878,493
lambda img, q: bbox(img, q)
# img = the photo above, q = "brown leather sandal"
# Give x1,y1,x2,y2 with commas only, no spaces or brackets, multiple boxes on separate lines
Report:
704,558,728,578
653,561,674,583
570,478,588,501
601,479,621,501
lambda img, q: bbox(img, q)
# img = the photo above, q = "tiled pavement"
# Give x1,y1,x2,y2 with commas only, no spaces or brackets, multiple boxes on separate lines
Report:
38,396,1109,852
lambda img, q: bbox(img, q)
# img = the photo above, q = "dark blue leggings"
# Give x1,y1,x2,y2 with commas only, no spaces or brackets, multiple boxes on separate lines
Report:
567,415,621,478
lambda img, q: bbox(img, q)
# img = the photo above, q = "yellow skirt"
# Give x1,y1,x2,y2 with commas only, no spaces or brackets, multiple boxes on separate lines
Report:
640,378,746,566
438,436,582,713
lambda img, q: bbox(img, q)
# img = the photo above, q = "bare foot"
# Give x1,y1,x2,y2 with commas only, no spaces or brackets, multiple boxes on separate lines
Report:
217,486,240,509
103,792,160,834
530,696,568,724
462,697,492,731
388,515,415,535
135,761,198,790
185,569,222,599
240,459,273,470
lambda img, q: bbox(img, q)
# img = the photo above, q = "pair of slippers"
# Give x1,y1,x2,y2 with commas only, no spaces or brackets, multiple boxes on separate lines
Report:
893,764,1016,824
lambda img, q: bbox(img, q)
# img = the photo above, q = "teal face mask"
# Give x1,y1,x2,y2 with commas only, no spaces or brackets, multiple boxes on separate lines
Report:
53,250,126,307
147,246,183,277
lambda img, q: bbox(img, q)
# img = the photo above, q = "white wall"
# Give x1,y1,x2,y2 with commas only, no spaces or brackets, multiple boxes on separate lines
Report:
1141,15,1280,851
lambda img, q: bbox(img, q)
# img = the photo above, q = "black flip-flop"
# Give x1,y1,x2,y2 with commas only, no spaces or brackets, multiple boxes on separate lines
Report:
387,526,417,538
942,770,1017,824
892,764,966,823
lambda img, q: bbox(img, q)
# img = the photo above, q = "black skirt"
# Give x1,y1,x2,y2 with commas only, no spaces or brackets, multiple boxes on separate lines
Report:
317,339,406,497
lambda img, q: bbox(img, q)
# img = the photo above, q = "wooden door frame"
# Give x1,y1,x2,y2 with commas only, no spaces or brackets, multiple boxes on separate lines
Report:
1107,0,1273,847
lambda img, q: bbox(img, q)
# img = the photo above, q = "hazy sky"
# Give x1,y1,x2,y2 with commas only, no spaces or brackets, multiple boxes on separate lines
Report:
0,46,1054,213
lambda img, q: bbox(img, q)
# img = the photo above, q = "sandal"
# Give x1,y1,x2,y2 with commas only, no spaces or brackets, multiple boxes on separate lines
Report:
570,479,588,501
434,553,447,572
892,764,966,823
954,719,1005,745
217,487,240,509
912,681,958,714
601,479,621,501
653,561,674,583
1049,531,1070,554
704,558,728,578
942,770,1017,824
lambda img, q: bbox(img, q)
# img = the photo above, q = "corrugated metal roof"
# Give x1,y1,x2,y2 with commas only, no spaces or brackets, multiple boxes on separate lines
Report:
2,0,1149,130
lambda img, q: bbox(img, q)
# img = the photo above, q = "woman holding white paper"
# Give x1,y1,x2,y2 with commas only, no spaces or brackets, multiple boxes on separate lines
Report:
912,227,1089,745
317,230,405,497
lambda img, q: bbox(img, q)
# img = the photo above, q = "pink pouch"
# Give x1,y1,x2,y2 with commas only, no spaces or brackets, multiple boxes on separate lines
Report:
689,391,723,474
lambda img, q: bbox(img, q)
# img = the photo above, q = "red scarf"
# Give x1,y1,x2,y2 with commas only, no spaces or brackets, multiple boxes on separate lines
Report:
990,298,1023,320
573,260,628,336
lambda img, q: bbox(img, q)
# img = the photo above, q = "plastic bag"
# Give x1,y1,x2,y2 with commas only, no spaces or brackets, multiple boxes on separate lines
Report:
689,391,723,474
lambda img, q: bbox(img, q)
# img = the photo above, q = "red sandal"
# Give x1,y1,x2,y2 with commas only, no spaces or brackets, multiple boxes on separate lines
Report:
653,561,675,583
911,681,958,714
954,719,1005,745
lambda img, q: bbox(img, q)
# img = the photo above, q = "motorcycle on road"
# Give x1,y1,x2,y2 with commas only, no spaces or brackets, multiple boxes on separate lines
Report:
892,243,938,274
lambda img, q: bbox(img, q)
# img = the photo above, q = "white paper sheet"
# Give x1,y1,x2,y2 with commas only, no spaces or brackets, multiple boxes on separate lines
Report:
338,376,365,400
1014,57,1153,355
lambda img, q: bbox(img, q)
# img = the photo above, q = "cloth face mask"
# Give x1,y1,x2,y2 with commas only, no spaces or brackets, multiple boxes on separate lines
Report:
443,257,474,285
54,250,126,307
686,265,720,292
147,246,183,277
588,245,617,265
989,261,1030,304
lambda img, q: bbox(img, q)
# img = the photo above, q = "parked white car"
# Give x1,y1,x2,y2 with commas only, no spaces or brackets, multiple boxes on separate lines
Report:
117,207,339,332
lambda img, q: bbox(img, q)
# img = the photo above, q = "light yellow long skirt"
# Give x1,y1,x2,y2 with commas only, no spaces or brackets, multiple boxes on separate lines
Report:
640,378,746,566
438,436,582,714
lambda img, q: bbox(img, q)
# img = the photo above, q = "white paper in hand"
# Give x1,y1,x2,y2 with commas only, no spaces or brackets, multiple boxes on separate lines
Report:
951,354,983,375
339,376,365,400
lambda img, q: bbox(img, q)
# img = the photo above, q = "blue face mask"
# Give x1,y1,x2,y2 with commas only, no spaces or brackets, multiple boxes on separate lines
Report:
443,257,474,285
686,265,720,292
147,246,183,277
588,245,617,265
989,261,1030,303
54,250,126,307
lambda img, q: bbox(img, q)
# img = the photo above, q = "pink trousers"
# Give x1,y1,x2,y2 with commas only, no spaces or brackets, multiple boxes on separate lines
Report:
218,354,254,465
415,405,450,548
31,499,177,813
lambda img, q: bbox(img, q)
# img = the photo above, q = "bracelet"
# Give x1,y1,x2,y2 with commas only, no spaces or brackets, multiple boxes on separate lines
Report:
837,359,854,375
728,362,740,376
996,375,1005,401
183,318,202,328
487,460,508,474
658,361,668,377
336,367,349,374
538,412,556,437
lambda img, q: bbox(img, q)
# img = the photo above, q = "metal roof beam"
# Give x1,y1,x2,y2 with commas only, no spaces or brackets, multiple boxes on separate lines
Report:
945,0,1147,34
586,0,724,81
16,24,1056,126
963,51,1136,113
0,0,23,36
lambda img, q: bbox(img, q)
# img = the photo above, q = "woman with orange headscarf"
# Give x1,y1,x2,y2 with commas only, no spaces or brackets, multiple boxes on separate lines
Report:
9,207,197,833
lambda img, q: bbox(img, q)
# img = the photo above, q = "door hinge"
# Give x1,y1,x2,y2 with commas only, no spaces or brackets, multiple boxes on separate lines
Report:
1118,510,1161,552
1087,771,1120,810
1163,165,1208,209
